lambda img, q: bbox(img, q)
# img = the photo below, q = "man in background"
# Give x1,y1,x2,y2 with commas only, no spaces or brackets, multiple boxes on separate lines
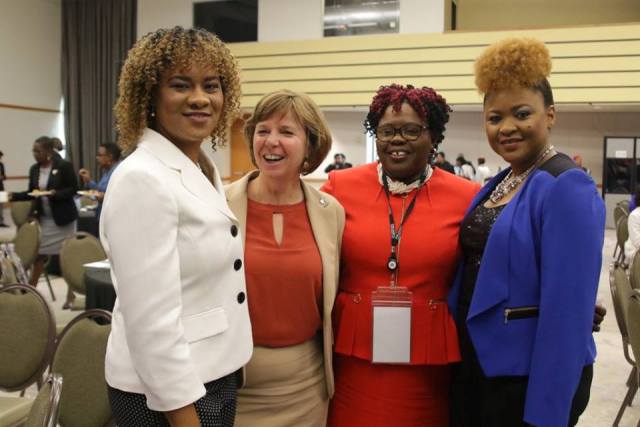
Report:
434,151,455,174
324,153,353,173
475,157,492,183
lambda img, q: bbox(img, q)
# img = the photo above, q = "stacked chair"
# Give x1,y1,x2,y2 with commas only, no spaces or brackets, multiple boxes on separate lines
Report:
615,214,630,266
0,284,56,426
611,261,640,426
0,283,113,426
626,289,640,427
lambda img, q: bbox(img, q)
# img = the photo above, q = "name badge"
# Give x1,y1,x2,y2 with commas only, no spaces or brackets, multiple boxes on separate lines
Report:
371,286,412,364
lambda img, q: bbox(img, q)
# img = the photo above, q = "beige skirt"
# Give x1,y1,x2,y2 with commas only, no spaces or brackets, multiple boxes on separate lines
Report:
235,335,328,427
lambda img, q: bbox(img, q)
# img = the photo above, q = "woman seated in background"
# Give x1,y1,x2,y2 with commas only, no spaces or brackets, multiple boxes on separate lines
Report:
11,135,78,308
449,37,605,427
78,142,122,218
625,189,640,264
227,89,344,427
322,84,480,427
102,26,252,427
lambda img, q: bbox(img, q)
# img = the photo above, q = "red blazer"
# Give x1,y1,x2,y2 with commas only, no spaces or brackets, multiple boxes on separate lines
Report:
322,163,479,364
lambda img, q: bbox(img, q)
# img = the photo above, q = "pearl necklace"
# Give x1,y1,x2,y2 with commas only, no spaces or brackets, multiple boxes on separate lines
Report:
489,145,555,204
377,163,433,195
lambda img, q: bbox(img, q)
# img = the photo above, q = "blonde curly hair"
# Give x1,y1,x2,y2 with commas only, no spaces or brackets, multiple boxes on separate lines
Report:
474,37,554,106
114,26,241,152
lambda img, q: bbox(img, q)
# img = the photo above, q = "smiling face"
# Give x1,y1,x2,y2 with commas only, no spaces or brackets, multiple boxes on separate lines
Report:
153,63,224,157
484,87,555,175
252,108,307,182
376,102,432,183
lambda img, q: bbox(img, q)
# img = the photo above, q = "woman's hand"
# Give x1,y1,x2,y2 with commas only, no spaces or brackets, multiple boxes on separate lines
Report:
164,403,201,427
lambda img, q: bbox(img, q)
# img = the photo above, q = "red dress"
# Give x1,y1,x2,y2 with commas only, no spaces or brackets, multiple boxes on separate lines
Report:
321,164,479,427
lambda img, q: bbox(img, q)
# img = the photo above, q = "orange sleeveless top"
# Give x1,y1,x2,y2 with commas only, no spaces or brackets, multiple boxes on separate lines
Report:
244,199,323,347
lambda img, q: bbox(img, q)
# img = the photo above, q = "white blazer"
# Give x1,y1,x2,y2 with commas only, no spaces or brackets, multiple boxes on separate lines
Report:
100,128,253,412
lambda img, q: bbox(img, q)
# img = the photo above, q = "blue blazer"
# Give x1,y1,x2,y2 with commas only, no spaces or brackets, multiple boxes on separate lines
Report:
448,154,605,427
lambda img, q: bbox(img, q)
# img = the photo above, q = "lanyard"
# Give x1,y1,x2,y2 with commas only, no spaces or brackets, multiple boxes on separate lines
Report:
382,173,426,286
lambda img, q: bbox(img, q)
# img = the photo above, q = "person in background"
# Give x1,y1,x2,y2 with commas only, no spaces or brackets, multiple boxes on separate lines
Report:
474,157,491,183
449,37,605,427
324,152,353,173
51,137,64,161
322,84,480,427
625,188,640,264
10,136,78,308
78,142,122,217
573,155,591,176
102,26,252,427
227,89,344,427
0,151,7,227
456,155,475,180
434,151,455,174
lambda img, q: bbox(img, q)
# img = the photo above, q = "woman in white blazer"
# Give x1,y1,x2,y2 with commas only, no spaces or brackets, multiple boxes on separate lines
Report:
101,26,252,427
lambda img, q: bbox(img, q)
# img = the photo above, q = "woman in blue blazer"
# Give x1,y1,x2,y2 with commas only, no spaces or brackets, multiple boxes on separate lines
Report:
448,38,605,427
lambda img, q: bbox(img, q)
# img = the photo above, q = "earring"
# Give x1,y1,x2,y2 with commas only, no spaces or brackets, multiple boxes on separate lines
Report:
428,147,438,165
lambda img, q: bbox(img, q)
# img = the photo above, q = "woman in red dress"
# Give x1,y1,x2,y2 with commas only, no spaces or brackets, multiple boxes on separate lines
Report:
322,84,479,426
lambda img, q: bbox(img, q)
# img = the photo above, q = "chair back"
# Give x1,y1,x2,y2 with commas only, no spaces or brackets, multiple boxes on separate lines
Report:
14,220,40,269
24,373,63,427
617,216,629,250
626,290,640,378
60,232,106,295
0,284,55,391
612,264,634,338
615,204,629,225
51,310,112,427
631,251,640,289
10,201,33,228
619,199,631,214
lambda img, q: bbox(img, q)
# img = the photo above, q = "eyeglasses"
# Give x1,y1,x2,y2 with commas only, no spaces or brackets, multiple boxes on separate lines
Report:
376,123,428,142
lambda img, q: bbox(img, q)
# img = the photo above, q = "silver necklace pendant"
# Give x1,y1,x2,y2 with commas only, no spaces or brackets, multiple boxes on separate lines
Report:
489,145,555,204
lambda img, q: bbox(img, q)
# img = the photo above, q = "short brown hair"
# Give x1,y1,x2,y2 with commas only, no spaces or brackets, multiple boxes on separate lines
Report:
114,26,241,153
243,90,332,175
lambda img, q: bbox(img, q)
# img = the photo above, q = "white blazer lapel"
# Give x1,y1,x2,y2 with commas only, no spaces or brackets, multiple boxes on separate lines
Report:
138,128,237,222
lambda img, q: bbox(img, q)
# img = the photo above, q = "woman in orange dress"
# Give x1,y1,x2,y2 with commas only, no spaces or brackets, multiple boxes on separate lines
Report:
322,84,479,426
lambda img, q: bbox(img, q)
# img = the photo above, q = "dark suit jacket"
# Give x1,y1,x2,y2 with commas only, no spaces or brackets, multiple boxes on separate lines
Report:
13,157,78,226
448,154,605,427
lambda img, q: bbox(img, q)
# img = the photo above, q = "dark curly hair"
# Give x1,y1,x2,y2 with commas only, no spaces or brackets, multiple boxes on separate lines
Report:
114,26,241,152
364,84,452,148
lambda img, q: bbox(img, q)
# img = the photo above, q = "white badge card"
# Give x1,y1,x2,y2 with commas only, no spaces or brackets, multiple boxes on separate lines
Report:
371,286,412,364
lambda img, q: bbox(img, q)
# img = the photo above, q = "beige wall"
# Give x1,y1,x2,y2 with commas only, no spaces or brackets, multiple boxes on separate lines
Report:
457,0,640,31
0,0,62,191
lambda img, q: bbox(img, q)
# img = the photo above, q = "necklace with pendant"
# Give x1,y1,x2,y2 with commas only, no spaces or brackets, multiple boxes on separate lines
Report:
489,145,555,204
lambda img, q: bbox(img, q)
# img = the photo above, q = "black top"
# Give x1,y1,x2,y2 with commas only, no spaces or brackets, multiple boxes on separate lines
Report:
538,152,579,177
435,161,455,174
324,162,353,173
12,156,78,226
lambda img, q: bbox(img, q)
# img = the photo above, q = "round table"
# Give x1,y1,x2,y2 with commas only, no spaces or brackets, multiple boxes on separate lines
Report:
85,268,115,312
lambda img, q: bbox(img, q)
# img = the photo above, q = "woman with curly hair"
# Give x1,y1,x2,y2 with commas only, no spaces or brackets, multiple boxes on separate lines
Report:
101,26,252,426
448,38,605,427
321,84,480,426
